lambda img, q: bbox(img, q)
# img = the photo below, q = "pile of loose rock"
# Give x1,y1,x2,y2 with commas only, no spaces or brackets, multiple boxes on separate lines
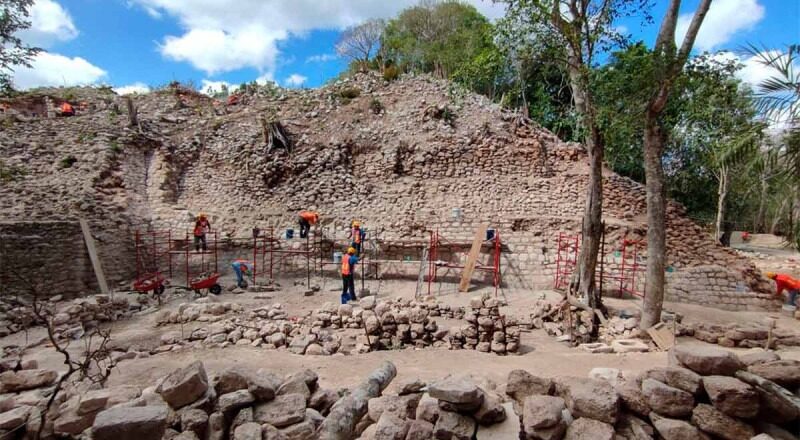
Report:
447,295,521,355
680,321,800,349
309,297,465,331
0,294,136,340
511,345,799,440
155,300,246,325
528,297,652,353
354,297,453,353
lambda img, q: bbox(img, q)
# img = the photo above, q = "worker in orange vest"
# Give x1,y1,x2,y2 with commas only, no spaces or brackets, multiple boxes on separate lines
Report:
59,102,74,116
297,210,319,239
341,247,358,304
348,220,365,255
193,213,211,251
765,272,800,306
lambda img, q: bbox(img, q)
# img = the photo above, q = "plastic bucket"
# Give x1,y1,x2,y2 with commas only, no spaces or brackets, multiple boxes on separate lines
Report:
451,207,462,220
285,228,294,239
781,304,797,317
486,228,496,241
333,252,343,264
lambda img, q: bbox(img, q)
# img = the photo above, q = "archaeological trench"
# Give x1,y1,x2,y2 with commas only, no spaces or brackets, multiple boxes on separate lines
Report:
0,73,797,439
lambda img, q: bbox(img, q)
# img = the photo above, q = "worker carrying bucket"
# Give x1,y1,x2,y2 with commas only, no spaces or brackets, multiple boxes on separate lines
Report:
231,259,253,289
349,220,366,255
341,247,358,304
297,210,319,239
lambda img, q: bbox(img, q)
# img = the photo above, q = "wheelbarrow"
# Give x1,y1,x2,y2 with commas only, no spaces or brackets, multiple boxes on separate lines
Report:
133,272,166,296
190,272,222,296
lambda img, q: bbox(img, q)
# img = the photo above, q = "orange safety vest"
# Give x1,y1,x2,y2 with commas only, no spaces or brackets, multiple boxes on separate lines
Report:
352,227,362,244
299,211,319,224
341,257,351,276
60,102,74,113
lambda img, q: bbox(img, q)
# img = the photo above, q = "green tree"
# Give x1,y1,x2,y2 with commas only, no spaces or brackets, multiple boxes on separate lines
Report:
383,1,495,79
0,0,40,93
498,0,648,313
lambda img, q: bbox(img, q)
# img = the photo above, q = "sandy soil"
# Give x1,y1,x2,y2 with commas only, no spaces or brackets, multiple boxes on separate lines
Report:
5,271,800,392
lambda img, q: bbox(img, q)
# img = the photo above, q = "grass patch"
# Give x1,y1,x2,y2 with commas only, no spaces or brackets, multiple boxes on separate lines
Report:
59,155,77,168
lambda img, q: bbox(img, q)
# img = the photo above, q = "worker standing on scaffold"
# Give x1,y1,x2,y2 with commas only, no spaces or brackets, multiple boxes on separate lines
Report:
193,213,211,251
348,220,365,256
341,247,358,303
297,210,319,239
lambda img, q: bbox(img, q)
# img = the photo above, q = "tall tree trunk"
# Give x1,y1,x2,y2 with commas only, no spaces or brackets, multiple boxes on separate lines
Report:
640,113,667,329
755,172,768,233
565,56,604,310
715,164,729,244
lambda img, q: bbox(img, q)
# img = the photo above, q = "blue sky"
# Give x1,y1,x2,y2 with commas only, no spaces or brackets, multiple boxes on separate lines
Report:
8,0,799,94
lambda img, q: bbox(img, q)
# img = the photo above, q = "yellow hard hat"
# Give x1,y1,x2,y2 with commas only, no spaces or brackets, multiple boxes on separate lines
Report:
352,220,361,227
765,271,777,279
347,246,356,255
198,212,207,219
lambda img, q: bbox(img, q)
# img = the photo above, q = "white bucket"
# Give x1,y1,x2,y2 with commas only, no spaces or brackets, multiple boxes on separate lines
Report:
451,207,463,220
333,252,343,264
781,304,797,317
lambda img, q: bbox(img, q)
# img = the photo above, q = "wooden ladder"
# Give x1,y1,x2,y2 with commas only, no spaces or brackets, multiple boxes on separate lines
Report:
459,224,489,292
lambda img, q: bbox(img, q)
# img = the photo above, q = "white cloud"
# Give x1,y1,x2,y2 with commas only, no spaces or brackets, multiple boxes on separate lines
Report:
132,0,504,78
200,79,240,96
17,0,78,47
284,74,307,87
255,73,275,85
676,0,765,52
11,52,106,89
114,83,151,95
306,53,337,63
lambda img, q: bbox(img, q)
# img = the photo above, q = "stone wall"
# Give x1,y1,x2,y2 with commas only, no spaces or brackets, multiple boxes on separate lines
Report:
0,221,134,298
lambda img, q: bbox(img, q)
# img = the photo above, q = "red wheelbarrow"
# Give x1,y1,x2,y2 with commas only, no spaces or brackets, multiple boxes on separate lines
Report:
133,272,166,296
190,272,222,296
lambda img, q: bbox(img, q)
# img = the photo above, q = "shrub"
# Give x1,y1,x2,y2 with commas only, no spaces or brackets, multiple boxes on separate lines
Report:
60,155,77,168
339,87,361,99
0,160,26,182
383,65,400,82
369,98,384,114
109,141,122,154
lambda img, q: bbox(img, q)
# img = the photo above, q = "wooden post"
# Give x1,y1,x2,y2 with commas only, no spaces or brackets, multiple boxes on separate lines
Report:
79,219,109,295
459,223,488,292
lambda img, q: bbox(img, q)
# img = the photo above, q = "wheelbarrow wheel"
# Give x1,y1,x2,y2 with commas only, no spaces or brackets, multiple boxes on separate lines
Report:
209,284,222,295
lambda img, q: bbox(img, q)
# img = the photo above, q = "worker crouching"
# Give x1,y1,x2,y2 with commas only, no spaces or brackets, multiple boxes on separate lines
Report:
341,247,358,304
766,272,799,307
232,259,253,289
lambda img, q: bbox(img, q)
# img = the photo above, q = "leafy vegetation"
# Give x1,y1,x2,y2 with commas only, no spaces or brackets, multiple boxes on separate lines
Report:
0,159,26,182
59,155,77,169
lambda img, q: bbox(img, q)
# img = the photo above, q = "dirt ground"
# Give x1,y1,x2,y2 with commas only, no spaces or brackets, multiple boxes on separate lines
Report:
6,264,799,392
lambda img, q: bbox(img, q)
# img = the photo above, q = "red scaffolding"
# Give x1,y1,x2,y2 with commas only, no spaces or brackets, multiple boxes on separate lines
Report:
252,226,316,288
134,229,173,285
171,230,219,287
552,231,645,298
426,229,502,297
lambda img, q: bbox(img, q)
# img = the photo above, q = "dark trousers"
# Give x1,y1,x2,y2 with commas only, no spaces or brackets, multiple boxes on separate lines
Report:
352,241,361,256
341,274,355,303
299,218,310,238
194,234,207,251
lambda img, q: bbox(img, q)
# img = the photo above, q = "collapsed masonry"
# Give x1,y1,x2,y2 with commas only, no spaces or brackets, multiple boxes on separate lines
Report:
0,73,778,310
0,345,796,439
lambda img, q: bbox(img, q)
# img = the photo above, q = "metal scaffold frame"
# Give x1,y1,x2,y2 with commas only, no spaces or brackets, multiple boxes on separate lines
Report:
252,226,316,288
134,228,220,290
172,230,219,286
552,230,646,298
426,229,502,297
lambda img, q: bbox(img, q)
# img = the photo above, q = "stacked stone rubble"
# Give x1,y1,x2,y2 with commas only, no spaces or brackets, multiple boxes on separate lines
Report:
679,320,800,349
447,294,521,354
511,346,799,440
